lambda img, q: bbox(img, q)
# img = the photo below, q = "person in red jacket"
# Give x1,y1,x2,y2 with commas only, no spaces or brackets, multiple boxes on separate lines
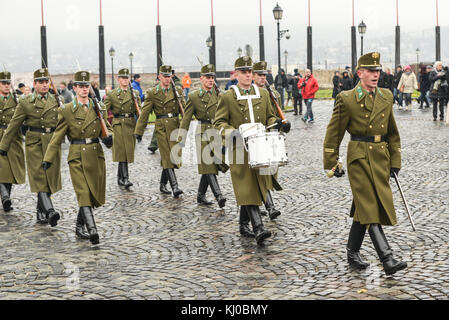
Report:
298,69,319,123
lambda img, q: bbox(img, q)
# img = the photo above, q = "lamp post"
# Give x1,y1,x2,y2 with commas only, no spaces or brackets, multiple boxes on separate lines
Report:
284,50,288,74
129,52,134,79
416,48,420,78
206,37,213,64
273,3,290,110
237,47,242,57
109,47,115,89
358,20,366,56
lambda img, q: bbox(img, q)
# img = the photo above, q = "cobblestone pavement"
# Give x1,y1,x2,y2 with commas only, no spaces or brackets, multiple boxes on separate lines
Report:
0,101,448,300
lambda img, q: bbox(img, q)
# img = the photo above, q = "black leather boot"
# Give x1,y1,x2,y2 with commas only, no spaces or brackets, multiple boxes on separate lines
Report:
80,206,99,244
36,199,47,224
0,183,12,212
206,174,227,208
117,163,124,186
368,224,407,276
121,162,133,189
347,221,369,269
166,168,183,198
197,175,213,205
75,208,90,239
264,191,281,220
38,192,60,227
160,169,171,194
246,205,272,245
239,206,255,238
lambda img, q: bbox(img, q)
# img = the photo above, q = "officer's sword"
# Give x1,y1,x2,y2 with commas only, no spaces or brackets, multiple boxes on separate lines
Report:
393,171,416,231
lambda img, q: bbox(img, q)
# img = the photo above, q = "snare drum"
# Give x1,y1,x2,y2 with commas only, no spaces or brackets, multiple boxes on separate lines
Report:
246,132,288,168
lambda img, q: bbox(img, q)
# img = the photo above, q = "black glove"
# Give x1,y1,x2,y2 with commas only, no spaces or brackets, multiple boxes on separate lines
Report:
102,135,113,149
390,167,400,178
0,149,7,156
281,120,291,133
334,166,345,178
42,161,52,170
135,134,142,143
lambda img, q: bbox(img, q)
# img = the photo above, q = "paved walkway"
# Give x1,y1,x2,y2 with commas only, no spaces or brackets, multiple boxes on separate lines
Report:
0,101,448,299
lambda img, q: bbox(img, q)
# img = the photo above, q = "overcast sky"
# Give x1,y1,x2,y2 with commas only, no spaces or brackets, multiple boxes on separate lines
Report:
2,0,449,73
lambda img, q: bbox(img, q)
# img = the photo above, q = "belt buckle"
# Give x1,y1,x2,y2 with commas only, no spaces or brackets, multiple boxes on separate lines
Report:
45,128,51,133
374,135,381,143
85,138,92,144
167,113,173,118
125,114,130,118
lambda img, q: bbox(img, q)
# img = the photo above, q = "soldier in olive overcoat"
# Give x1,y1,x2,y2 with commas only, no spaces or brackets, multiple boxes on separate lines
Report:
323,52,407,276
0,68,61,226
178,64,228,208
104,68,141,189
43,71,113,245
214,56,291,245
134,65,185,198
0,71,25,212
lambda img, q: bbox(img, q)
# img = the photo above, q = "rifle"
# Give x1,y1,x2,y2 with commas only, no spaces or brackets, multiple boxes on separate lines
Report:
9,81,19,105
128,82,141,117
40,58,63,107
265,83,286,122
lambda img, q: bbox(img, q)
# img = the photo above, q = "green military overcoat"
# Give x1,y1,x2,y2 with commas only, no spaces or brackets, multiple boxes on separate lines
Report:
44,98,113,208
135,84,185,169
103,87,141,163
0,93,61,193
214,85,280,206
0,95,25,184
179,88,228,175
323,84,401,226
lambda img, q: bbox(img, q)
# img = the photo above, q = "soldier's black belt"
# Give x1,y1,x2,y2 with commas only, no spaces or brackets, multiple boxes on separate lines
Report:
71,138,100,145
113,113,135,118
28,126,56,133
351,135,387,143
0,124,7,129
199,120,212,124
156,113,179,119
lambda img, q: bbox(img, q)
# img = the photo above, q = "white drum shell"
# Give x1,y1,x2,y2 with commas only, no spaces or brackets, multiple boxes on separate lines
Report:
247,132,288,168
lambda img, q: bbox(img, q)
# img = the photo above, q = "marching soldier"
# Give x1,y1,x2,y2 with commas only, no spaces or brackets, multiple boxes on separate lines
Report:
178,64,228,208
0,71,26,212
252,61,282,220
214,56,290,245
42,71,113,245
104,68,141,189
323,52,407,276
0,68,61,226
134,65,185,198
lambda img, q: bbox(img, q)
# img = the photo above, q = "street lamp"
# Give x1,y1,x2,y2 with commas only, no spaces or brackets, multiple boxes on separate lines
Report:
284,50,288,74
129,52,134,79
358,20,367,56
109,46,115,89
237,47,242,57
273,3,289,109
416,48,421,77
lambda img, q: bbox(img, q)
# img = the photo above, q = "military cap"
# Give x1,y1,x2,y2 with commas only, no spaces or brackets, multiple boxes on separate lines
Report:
118,68,130,78
73,70,91,85
200,64,215,76
33,68,50,80
356,52,382,71
252,61,268,74
159,65,172,76
234,56,253,71
0,71,11,83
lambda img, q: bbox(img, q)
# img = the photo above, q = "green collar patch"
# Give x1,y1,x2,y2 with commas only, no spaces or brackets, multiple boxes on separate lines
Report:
72,98,92,110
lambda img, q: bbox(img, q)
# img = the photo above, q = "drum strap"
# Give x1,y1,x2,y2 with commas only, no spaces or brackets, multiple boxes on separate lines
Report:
231,84,260,124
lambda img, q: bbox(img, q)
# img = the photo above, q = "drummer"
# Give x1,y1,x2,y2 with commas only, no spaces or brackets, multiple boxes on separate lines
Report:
213,56,291,245
252,61,283,220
